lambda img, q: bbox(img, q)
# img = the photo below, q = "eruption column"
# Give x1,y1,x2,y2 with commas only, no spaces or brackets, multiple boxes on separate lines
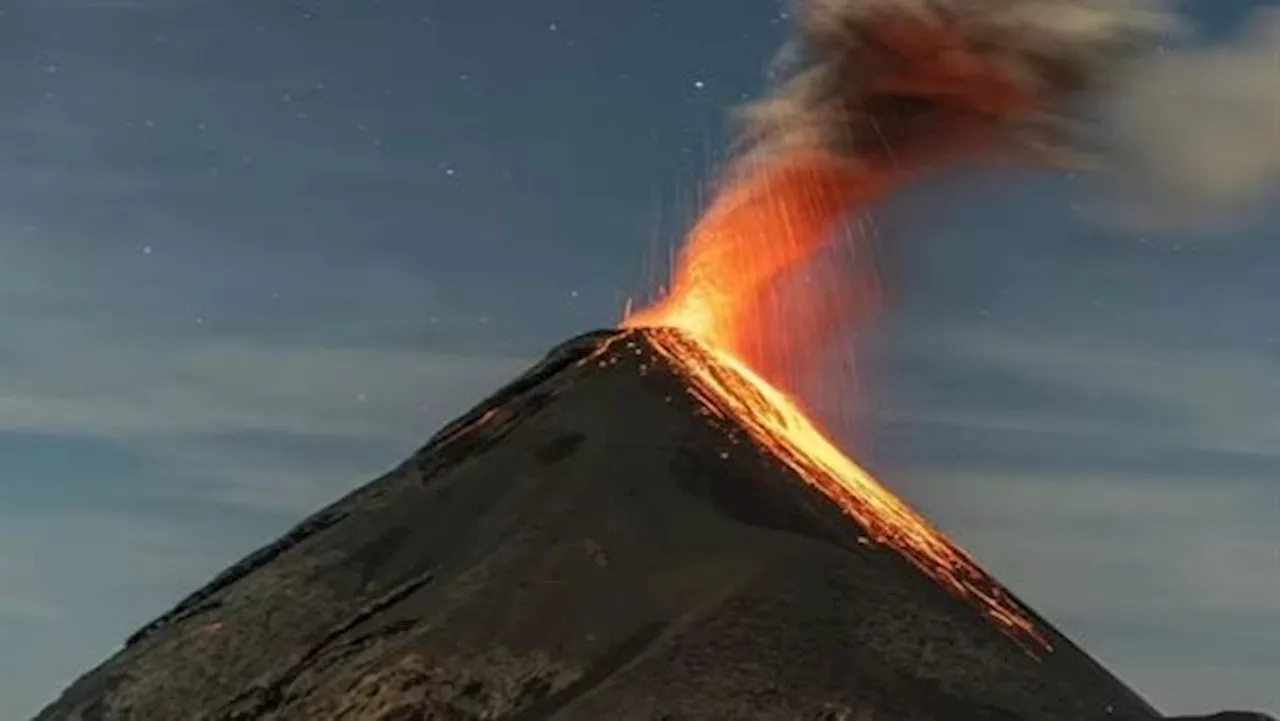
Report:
624,153,888,389
621,0,1177,651
619,148,1050,650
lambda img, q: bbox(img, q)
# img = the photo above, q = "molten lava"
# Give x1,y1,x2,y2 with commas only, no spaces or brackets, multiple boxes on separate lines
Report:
621,153,1050,651
623,154,889,374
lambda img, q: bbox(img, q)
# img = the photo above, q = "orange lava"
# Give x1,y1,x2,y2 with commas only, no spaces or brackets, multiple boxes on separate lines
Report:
621,153,1050,651
624,154,889,388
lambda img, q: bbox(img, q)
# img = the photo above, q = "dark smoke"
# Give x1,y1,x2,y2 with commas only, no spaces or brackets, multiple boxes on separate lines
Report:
727,0,1280,227
731,0,1176,174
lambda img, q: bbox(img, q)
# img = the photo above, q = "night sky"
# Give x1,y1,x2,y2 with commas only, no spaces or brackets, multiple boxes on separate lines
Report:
2,0,1278,717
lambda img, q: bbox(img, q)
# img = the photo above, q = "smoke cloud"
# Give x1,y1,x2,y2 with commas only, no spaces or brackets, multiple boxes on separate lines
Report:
732,0,1176,175
1099,8,1280,230
729,0,1279,229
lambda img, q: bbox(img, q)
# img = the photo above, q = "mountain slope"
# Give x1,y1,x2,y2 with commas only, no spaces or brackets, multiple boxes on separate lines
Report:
35,329,1165,721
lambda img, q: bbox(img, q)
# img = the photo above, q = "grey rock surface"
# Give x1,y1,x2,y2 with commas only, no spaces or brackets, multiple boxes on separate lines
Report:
30,329,1259,721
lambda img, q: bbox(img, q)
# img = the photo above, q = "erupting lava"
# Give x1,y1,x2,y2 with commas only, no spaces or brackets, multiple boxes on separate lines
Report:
620,152,1050,651
623,154,890,381
617,0,1177,651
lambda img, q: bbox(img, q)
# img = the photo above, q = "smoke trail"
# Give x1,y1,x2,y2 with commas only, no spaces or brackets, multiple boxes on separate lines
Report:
733,0,1280,229
1098,8,1280,230
731,0,1176,178
626,0,1185,400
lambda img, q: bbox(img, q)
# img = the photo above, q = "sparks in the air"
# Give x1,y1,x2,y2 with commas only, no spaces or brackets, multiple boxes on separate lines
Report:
619,150,1049,649
618,0,1183,650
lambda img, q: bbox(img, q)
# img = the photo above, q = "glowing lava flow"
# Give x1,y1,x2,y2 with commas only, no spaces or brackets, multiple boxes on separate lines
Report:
621,154,1051,652
624,153,890,383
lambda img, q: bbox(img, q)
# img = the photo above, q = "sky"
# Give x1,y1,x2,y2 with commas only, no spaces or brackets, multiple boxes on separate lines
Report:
1,0,1277,718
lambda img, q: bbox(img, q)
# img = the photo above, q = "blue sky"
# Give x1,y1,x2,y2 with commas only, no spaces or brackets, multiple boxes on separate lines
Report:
1,0,1277,718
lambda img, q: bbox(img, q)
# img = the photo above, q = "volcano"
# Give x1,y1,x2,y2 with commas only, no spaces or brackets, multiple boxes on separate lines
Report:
36,327,1190,721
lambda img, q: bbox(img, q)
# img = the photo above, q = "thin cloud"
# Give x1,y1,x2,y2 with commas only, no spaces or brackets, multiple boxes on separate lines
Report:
904,471,1280,714
893,325,1280,457
0,336,526,441
0,509,264,719
1098,7,1280,229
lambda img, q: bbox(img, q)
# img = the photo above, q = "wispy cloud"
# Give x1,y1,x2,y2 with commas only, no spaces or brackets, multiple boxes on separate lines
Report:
0,508,267,719
906,471,1280,715
855,321,1280,713
883,324,1280,456
0,334,525,442
1100,7,1280,229
0,226,530,509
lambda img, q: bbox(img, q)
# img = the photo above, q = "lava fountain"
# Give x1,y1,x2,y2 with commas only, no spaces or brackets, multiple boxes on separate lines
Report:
619,151,1051,649
621,0,1174,651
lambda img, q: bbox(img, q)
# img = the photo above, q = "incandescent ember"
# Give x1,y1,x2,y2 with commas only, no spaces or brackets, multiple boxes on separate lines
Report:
604,326,1049,651
618,149,1047,648
617,0,1177,655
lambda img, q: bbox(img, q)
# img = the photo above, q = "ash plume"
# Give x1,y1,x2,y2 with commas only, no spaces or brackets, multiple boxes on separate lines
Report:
729,0,1177,177
723,0,1280,229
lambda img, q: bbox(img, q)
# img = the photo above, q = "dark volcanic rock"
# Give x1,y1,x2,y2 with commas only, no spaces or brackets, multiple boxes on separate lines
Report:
30,329,1259,721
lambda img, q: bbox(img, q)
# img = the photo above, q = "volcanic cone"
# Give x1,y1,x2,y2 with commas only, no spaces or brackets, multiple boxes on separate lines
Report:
36,328,1166,721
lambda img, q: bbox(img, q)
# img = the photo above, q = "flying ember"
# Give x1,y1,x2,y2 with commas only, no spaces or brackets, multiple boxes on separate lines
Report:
619,152,1049,650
